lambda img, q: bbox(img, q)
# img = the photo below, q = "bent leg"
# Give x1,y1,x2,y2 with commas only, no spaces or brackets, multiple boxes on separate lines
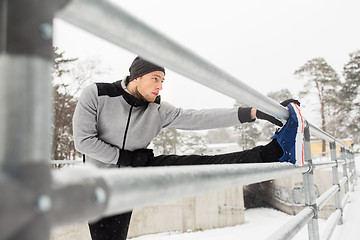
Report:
88,211,132,240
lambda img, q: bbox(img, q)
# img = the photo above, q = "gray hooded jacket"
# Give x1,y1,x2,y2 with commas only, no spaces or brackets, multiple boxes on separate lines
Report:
73,78,243,167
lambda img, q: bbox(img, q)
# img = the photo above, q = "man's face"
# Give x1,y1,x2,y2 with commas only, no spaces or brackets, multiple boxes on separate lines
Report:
133,71,165,102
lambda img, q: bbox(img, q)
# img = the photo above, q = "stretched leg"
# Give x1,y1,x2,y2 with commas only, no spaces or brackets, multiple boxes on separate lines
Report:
146,139,283,167
88,211,132,240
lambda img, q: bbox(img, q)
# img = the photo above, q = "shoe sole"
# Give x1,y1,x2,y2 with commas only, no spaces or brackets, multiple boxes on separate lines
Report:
290,103,304,166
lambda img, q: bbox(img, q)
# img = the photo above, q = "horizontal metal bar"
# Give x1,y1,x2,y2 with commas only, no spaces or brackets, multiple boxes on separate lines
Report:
312,160,336,170
104,163,309,216
308,123,345,147
56,0,353,152
51,162,310,225
266,207,314,240
56,0,289,120
317,185,339,210
341,193,350,209
56,0,352,150
320,209,341,240
337,160,346,166
312,159,345,170
339,176,347,187
51,160,83,164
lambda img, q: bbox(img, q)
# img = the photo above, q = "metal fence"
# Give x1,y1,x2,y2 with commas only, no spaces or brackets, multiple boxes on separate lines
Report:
0,1,358,240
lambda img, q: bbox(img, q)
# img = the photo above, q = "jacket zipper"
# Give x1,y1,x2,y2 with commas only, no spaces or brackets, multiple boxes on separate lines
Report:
122,106,133,150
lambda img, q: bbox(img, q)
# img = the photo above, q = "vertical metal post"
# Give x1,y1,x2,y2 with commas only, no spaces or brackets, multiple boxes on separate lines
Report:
351,151,357,184
0,0,57,239
302,122,320,240
347,150,355,191
341,147,349,193
329,142,343,225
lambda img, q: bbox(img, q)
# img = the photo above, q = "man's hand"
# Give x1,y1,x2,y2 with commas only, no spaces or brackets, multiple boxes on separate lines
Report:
254,99,301,127
255,110,283,127
280,99,300,107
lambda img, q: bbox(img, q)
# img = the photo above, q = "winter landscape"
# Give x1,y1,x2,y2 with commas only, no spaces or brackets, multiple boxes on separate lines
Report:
2,1,360,240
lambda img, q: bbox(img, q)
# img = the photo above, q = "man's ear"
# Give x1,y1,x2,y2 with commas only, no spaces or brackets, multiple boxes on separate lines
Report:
131,78,138,84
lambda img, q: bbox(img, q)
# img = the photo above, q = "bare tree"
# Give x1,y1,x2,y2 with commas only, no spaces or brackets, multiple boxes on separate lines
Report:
52,47,109,161
152,128,180,155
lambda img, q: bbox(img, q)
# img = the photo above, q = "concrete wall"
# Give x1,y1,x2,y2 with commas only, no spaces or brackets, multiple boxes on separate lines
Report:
128,186,245,238
269,168,346,219
50,186,245,239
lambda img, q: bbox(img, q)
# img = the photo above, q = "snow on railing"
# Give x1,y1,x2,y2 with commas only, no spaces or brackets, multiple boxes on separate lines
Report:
0,1,357,240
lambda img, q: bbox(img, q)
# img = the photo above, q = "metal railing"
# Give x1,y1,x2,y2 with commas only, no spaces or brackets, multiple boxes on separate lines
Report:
0,0,358,240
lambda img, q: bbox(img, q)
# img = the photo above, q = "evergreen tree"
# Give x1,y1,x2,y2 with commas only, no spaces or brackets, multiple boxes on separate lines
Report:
294,58,341,153
342,50,360,105
340,50,360,149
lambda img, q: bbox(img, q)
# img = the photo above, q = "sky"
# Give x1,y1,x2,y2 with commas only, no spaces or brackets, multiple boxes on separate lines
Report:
53,0,360,124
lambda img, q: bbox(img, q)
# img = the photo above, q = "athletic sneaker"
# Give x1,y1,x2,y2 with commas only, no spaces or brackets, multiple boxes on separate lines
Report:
271,102,304,166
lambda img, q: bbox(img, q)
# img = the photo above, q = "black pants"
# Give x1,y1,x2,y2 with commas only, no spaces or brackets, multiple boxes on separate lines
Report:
88,140,282,240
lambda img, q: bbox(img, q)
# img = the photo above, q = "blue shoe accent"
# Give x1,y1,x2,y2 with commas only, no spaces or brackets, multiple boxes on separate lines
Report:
271,103,304,165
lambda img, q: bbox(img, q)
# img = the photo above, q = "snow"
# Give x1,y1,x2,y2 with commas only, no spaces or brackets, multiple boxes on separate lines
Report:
52,208,323,240
331,187,360,239
129,208,326,240
331,156,360,240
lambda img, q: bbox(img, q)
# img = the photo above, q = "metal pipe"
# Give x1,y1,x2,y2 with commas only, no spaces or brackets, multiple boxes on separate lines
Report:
0,56,53,240
339,176,347,187
348,171,353,180
341,193,350,209
320,209,342,240
352,152,357,184
302,125,320,240
312,160,336,170
336,160,346,166
307,123,344,147
266,207,314,240
51,160,83,164
316,185,339,211
56,0,290,120
0,0,355,239
0,55,52,169
0,0,55,238
330,142,343,224
51,162,310,225
341,147,349,193
57,0,351,149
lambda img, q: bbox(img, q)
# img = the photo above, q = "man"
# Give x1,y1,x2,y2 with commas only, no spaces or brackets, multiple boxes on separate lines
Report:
73,56,303,240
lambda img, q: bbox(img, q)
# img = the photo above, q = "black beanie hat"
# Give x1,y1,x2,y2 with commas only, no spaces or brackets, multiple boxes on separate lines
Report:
127,56,165,84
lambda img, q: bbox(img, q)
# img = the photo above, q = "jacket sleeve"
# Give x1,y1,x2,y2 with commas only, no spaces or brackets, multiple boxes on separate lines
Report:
73,83,119,164
159,101,241,130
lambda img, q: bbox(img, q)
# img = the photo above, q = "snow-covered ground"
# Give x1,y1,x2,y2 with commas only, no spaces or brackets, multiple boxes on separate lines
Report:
133,155,360,240
131,185,360,240
52,207,325,240
130,207,323,240
52,156,359,240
